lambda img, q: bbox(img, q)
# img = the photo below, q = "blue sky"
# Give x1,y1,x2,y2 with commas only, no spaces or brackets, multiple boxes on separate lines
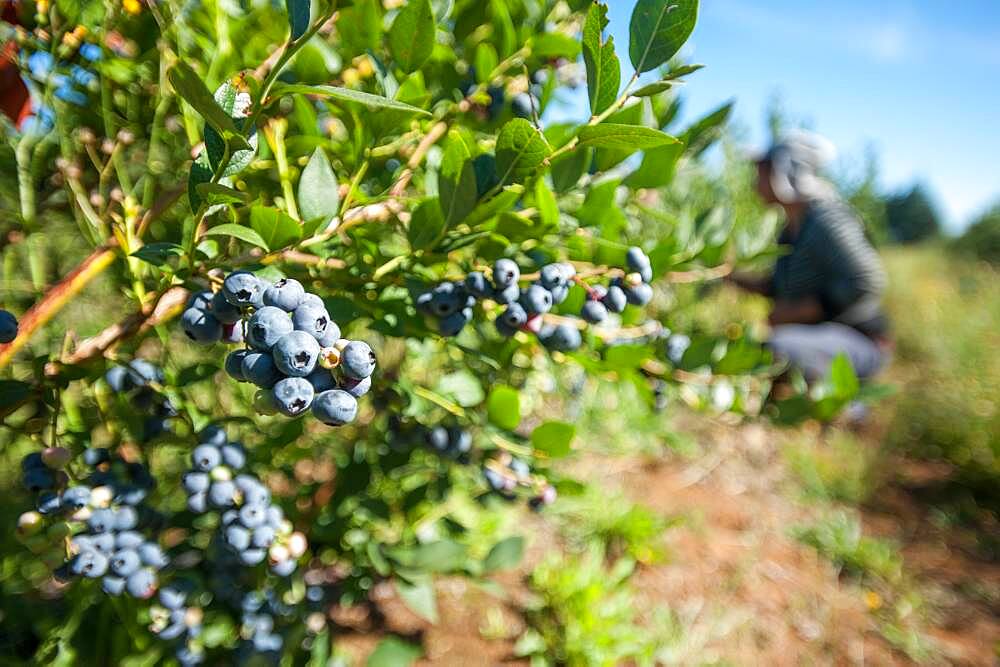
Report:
560,1,1000,232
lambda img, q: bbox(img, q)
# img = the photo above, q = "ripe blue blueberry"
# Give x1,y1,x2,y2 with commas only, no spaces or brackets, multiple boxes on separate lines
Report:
426,426,448,452
222,271,264,308
71,550,109,578
540,323,582,352
341,341,376,379
550,283,569,304
113,506,138,530
102,576,126,596
159,585,188,610
89,508,116,533
225,350,248,381
239,549,267,566
306,368,336,393
220,442,246,469
211,291,243,324
248,307,293,351
252,526,275,549
125,568,157,598
242,352,282,388
200,424,228,446
291,304,332,340
438,309,471,336
340,375,372,398
111,549,141,577
187,492,208,513
539,264,567,290
492,259,520,287
624,282,653,306
464,271,492,298
426,282,465,318
37,491,61,514
500,303,528,329
602,285,628,313
0,309,18,343
299,293,324,310
315,319,342,347
239,504,267,529
115,532,143,550
183,472,209,494
493,283,521,305
272,377,315,417
192,445,221,472
104,366,129,392
272,331,320,377
312,389,358,426
263,278,305,311
208,480,237,507
625,247,653,282
580,300,608,323
138,543,168,569
62,486,91,509
23,467,55,492
226,525,251,551
448,427,472,455
521,284,553,315
271,559,296,577
187,290,213,311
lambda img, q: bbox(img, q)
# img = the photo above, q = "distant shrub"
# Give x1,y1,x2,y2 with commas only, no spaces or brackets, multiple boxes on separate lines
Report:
952,204,1000,265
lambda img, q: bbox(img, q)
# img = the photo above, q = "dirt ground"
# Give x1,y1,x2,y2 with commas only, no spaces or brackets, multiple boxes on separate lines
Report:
336,417,999,666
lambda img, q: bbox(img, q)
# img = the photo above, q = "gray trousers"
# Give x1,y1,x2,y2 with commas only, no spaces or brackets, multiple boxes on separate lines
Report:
769,322,885,381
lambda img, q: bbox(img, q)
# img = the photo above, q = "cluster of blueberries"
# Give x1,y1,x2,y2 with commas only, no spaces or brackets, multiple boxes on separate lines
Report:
238,589,290,659
424,424,473,461
0,308,17,343
182,425,306,575
19,446,167,598
105,360,179,441
482,453,557,511
149,583,205,666
183,272,376,425
417,247,656,352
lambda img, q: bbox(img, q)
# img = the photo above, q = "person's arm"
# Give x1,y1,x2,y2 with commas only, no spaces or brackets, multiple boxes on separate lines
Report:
768,297,824,325
725,271,773,296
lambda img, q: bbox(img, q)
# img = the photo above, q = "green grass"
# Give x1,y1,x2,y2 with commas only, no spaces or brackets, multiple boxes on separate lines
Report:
881,245,1000,509
792,511,902,584
785,430,879,504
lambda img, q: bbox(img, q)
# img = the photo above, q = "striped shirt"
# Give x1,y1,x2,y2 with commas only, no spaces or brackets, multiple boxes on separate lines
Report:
771,197,889,337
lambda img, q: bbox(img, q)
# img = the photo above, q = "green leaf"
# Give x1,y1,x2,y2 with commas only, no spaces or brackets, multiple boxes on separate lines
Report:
395,578,438,623
204,79,258,178
389,0,435,73
625,141,684,189
203,223,269,250
495,119,550,186
391,540,468,572
195,183,250,205
482,536,525,573
534,178,559,228
529,33,581,60
286,0,311,40
577,124,678,151
828,353,860,399
367,637,421,667
297,148,339,225
486,385,520,431
582,2,621,115
531,421,575,458
131,242,184,266
167,63,238,137
436,370,484,407
628,0,699,74
664,62,705,80
271,83,431,115
631,80,673,97
439,131,478,226
0,380,32,416
408,198,445,251
473,43,498,84
682,100,733,157
249,206,302,250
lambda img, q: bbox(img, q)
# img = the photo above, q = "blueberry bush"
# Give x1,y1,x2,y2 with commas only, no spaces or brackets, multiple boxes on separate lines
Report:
0,0,834,662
